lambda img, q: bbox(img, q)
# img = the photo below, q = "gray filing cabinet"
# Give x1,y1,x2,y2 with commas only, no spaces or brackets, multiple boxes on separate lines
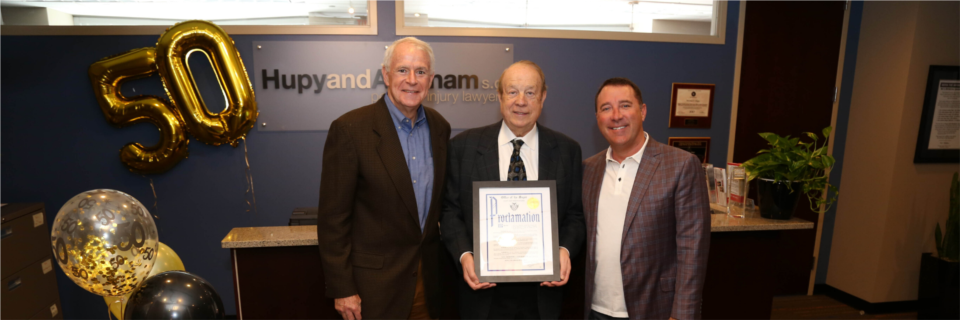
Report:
2,203,63,320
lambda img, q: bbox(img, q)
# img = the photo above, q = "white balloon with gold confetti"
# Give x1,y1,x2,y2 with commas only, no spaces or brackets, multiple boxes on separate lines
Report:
50,189,159,297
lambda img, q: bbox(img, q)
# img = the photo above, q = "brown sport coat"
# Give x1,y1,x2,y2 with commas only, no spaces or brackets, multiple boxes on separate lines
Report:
582,138,710,320
317,96,450,319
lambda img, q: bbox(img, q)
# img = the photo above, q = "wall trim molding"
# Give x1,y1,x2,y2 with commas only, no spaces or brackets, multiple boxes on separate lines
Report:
809,0,853,295
725,0,746,163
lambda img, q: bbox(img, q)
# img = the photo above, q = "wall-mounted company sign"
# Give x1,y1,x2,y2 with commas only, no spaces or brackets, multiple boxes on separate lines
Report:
252,41,513,131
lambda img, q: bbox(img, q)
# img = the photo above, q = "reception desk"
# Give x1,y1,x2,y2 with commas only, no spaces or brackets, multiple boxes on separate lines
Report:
223,208,812,319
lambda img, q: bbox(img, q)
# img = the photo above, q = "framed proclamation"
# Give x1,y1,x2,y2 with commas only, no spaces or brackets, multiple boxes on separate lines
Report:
472,180,560,283
914,65,960,163
669,83,715,128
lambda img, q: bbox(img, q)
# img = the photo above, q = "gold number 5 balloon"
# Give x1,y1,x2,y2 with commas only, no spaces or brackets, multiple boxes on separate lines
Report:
89,21,258,174
89,48,189,174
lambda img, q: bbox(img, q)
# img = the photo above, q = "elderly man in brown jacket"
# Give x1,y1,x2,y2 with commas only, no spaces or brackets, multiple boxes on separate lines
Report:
317,37,450,320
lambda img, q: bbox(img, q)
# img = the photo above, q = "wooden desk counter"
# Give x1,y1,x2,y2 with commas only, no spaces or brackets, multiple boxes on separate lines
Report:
220,209,814,249
222,226,318,248
224,210,813,319
709,203,814,232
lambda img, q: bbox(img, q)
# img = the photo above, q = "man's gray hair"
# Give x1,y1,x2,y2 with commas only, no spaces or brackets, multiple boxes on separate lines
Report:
382,37,435,72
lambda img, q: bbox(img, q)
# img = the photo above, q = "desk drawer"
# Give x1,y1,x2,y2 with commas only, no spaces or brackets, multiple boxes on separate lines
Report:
1,204,48,280
29,299,63,320
1,256,59,320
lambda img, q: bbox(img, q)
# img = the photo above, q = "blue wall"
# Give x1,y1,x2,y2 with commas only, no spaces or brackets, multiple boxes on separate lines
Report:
1,2,740,318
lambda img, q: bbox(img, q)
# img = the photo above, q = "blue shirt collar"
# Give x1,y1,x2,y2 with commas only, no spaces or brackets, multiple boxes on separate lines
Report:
385,94,427,132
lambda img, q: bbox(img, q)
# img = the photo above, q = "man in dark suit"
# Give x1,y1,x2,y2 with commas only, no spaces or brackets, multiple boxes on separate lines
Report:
441,60,585,319
583,78,710,320
317,37,450,320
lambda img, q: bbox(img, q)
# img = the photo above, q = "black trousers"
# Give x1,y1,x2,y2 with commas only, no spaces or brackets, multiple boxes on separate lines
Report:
487,282,540,319
588,309,629,320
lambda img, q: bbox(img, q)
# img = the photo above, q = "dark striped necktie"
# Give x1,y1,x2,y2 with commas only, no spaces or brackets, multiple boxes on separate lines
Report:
508,139,527,181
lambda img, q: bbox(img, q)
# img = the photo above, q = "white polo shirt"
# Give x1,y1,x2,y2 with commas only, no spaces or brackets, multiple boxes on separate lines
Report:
591,132,649,318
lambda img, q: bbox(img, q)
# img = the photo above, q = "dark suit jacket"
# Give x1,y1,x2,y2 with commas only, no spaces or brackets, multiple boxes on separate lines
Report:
317,96,450,319
440,121,585,319
582,138,710,320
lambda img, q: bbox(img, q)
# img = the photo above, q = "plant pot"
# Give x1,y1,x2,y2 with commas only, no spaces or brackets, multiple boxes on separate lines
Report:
756,178,803,220
918,253,960,319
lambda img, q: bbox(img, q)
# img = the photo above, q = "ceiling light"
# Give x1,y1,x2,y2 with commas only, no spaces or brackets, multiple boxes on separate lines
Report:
348,7,355,14
414,13,420,17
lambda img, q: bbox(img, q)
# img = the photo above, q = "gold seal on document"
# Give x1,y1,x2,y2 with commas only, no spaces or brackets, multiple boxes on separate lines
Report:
527,197,540,209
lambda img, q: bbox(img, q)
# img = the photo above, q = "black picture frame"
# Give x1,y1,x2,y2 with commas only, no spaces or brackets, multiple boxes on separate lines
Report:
472,180,560,283
914,65,960,163
667,137,711,164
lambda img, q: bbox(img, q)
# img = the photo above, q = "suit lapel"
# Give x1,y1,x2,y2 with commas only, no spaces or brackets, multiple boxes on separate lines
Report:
538,125,557,181
372,98,421,226
425,108,447,238
476,122,501,181
584,152,606,262
621,138,662,245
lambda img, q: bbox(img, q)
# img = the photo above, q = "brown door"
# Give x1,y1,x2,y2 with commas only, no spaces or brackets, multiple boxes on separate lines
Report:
733,1,846,296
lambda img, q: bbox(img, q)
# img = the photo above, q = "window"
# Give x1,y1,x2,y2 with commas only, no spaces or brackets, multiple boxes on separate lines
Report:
0,0,377,35
397,0,725,44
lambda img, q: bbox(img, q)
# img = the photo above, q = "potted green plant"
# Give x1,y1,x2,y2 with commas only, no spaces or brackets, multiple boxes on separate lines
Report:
741,126,839,219
918,172,959,319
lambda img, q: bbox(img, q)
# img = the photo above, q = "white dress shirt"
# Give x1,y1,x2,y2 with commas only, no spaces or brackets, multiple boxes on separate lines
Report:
460,122,541,263
497,121,539,181
591,132,649,318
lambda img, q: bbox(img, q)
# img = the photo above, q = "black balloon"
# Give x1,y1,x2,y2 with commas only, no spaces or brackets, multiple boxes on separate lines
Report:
124,271,225,320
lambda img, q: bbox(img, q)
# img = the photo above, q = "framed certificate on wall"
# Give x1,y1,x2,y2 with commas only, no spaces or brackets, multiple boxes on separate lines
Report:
669,83,716,128
472,180,560,283
668,137,711,164
914,65,960,163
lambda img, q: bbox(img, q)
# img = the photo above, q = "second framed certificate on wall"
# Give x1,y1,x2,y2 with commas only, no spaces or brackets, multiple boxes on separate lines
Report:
669,83,716,128
667,137,711,164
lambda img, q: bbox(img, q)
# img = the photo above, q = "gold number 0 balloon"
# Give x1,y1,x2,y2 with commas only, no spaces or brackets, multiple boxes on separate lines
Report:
88,48,189,174
156,20,258,147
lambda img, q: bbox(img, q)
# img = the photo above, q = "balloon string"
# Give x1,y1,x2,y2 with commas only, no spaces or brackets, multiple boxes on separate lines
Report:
142,175,162,235
242,137,258,215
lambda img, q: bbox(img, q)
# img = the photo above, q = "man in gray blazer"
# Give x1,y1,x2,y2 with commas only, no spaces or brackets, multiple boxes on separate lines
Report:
441,60,585,319
583,78,710,320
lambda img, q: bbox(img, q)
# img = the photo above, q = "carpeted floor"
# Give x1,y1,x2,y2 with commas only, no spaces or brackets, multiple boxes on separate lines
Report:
771,295,918,319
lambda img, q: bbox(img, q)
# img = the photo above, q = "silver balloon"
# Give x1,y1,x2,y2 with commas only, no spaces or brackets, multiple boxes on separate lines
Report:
124,271,225,320
50,189,159,297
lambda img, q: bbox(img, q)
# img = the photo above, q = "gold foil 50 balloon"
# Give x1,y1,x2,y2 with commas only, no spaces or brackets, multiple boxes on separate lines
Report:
156,20,258,147
88,20,258,174
50,189,159,297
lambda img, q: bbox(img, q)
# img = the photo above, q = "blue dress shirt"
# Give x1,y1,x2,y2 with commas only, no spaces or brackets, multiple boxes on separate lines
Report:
385,95,433,232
